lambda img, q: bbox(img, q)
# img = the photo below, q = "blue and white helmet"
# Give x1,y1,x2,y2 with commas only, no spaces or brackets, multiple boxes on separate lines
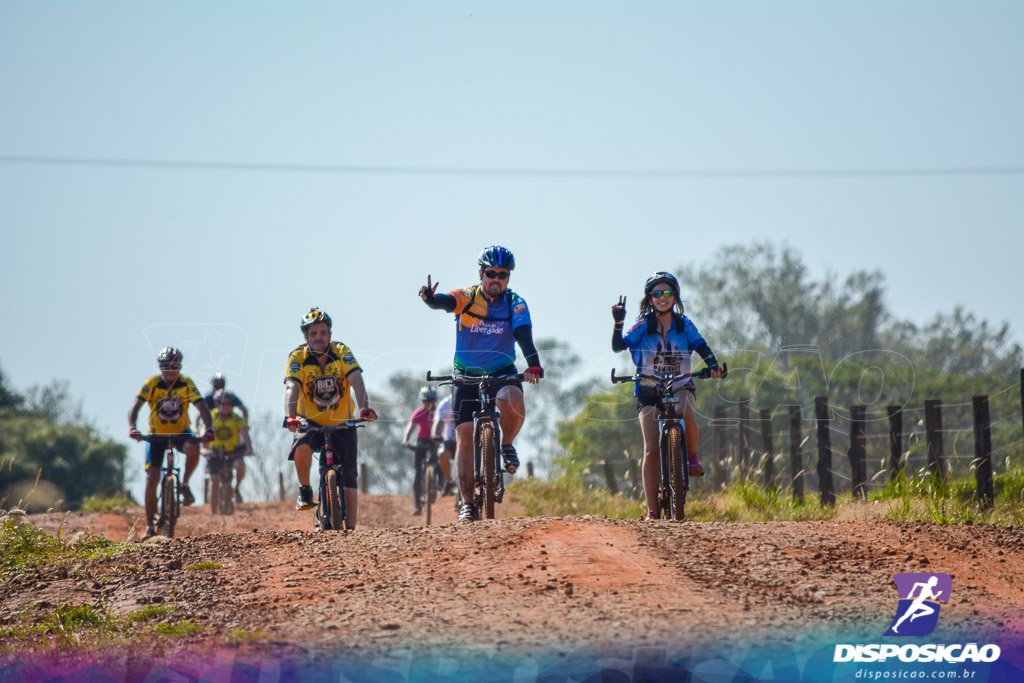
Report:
478,245,515,271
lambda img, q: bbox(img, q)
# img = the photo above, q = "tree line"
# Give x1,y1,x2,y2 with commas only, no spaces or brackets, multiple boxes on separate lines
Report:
0,370,127,512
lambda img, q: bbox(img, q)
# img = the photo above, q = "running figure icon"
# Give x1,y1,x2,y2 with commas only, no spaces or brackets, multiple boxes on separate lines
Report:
891,576,943,634
884,573,952,637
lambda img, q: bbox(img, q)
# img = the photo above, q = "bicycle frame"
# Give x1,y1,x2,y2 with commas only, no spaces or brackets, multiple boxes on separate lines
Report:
426,370,526,519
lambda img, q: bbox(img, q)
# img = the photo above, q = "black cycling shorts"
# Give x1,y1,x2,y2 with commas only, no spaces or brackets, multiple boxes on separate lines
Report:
145,432,199,472
206,449,245,474
288,427,359,489
453,365,522,426
636,384,695,414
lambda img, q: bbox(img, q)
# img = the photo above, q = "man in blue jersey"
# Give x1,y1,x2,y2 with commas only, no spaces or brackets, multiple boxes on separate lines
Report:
419,245,543,522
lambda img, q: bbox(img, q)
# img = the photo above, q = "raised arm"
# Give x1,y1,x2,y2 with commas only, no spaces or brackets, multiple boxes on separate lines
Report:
611,295,628,352
419,274,456,312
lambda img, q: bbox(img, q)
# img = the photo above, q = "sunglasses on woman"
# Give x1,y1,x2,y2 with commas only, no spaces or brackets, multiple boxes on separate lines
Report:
483,270,510,280
650,289,675,299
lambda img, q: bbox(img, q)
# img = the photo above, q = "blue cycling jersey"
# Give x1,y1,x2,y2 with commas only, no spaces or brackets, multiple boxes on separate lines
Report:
620,314,706,396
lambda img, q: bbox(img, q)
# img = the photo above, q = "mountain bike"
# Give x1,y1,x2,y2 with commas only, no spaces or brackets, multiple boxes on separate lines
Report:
423,440,445,526
426,371,526,520
284,417,367,532
403,438,442,525
138,435,183,538
610,363,727,521
207,448,240,516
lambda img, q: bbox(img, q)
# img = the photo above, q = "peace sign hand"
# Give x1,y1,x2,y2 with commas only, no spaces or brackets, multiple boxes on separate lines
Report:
419,275,440,301
612,295,627,323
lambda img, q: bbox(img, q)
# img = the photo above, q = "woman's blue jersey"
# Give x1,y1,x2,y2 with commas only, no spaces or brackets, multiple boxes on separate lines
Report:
620,314,706,396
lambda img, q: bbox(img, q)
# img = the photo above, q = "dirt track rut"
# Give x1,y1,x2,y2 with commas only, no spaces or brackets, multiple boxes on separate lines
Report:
4,498,1024,663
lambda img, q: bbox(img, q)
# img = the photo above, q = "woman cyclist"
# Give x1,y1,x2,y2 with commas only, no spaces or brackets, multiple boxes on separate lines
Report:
611,272,725,521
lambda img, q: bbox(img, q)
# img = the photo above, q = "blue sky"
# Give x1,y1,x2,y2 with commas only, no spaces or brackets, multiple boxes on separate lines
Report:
2,2,1022,487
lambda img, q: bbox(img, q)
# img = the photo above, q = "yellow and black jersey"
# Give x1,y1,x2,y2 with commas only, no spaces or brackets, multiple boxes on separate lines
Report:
284,342,361,426
211,410,246,452
137,375,202,435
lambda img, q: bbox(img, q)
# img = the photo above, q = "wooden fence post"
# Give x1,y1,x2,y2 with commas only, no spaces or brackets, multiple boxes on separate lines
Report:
849,404,867,499
887,405,903,482
713,405,727,487
602,460,618,494
973,396,994,508
815,396,835,506
278,472,285,502
760,408,776,491
925,399,945,480
738,399,751,478
790,405,804,503
626,451,641,497
527,461,535,479
360,463,368,494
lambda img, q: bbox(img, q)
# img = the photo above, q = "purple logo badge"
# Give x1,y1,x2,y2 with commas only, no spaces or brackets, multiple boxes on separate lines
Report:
884,573,952,637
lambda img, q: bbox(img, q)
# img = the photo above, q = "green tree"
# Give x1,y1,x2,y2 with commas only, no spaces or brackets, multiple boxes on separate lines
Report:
0,367,127,512
555,243,1023,496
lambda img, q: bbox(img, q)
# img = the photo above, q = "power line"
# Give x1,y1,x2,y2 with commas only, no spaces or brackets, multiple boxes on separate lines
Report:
1,153,1023,178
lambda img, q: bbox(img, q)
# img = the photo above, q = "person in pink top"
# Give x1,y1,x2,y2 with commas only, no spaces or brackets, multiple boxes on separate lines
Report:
402,386,438,515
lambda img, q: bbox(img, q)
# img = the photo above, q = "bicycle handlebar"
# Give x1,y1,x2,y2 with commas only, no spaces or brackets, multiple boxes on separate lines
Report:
281,417,368,432
610,362,728,385
426,370,527,385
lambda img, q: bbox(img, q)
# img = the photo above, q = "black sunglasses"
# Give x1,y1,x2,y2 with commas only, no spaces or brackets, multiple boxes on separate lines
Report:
483,269,510,280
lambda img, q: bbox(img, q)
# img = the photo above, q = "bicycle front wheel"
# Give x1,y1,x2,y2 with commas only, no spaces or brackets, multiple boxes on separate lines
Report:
479,422,497,520
325,469,343,531
666,424,687,521
425,463,435,526
221,468,235,516
158,475,178,538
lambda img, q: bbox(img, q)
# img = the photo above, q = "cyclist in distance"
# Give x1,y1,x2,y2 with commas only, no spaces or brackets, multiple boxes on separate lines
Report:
201,373,250,424
611,272,725,521
401,386,438,515
432,389,458,496
129,347,215,539
284,308,377,525
196,374,252,496
206,389,251,504
419,245,543,522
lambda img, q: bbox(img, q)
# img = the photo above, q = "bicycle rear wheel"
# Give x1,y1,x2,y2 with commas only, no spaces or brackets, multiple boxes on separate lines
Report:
479,422,497,520
158,474,177,538
325,469,343,531
666,424,686,521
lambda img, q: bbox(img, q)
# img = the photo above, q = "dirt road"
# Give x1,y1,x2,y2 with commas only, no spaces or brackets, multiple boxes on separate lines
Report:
5,496,1024,674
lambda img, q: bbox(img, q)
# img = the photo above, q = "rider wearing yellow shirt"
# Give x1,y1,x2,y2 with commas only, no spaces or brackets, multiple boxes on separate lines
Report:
129,347,214,539
284,308,378,525
205,389,251,505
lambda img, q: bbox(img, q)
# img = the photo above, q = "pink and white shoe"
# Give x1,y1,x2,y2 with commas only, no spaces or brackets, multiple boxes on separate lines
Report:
688,453,705,477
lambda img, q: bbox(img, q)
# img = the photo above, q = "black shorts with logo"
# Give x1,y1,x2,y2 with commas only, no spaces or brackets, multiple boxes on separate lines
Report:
453,365,523,426
288,426,359,490
145,432,199,472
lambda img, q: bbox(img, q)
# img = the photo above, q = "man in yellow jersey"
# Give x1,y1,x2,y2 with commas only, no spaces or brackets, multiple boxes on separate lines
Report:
129,347,215,539
284,308,377,526
204,389,251,508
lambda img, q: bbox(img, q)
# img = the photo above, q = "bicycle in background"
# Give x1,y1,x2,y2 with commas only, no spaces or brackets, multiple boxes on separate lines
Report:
139,435,183,538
